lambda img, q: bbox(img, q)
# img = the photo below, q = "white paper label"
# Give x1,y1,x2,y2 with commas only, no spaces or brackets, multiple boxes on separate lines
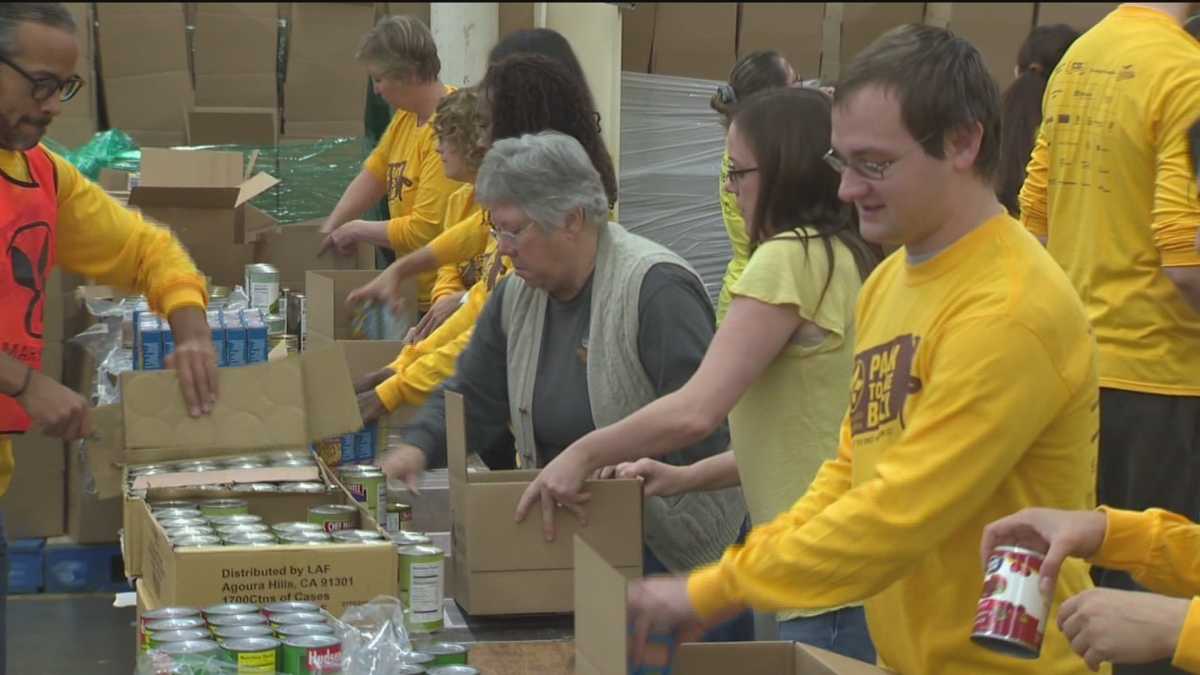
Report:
408,560,444,620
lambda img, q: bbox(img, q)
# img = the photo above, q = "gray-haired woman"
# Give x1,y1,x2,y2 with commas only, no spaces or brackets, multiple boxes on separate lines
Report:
381,130,752,641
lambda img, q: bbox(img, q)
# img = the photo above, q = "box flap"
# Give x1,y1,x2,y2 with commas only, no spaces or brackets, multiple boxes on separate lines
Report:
795,644,896,674
85,404,127,499
128,185,242,209
447,391,469,513
119,347,361,458
675,643,796,675
573,534,629,675
236,172,280,206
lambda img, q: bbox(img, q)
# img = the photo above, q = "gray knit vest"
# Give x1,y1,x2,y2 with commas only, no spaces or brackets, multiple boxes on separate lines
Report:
501,221,746,572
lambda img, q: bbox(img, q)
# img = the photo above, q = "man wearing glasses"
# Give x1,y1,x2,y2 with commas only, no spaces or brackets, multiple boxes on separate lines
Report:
627,24,1102,675
0,6,217,666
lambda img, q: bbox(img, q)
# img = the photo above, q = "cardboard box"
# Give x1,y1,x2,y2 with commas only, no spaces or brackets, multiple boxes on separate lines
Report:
738,4,827,80
54,3,98,148
283,3,375,139
840,3,926,69
66,431,122,544
304,270,417,342
95,3,193,147
384,3,431,25
573,535,895,675
193,3,280,109
187,107,279,146
620,2,656,74
499,2,536,39
445,392,643,616
940,3,1036,90
252,223,374,291
1036,3,1118,30
0,429,66,540
649,4,737,81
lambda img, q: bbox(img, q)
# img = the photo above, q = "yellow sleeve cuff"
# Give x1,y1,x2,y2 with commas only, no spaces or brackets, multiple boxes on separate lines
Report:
686,563,740,623
375,372,431,412
1160,251,1200,268
1093,507,1155,570
157,282,208,317
387,216,412,254
1172,598,1200,673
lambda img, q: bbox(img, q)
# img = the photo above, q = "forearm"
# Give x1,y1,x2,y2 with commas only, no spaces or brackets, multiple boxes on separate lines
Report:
393,248,441,283
1164,267,1200,314
325,170,386,230
682,450,741,492
166,306,212,345
0,353,31,396
578,390,721,470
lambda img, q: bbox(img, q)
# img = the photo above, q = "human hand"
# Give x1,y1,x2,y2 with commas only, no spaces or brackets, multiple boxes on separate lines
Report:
627,576,709,668
413,293,463,342
357,389,388,426
1059,589,1189,671
377,443,427,493
514,447,593,541
19,371,92,440
319,220,367,256
615,458,690,498
980,508,1107,596
165,306,219,418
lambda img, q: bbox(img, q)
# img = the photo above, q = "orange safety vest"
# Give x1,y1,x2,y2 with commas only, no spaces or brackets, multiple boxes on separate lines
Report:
0,146,58,433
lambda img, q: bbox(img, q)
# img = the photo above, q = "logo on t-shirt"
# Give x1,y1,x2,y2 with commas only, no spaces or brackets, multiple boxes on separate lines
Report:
850,334,921,435
386,161,412,202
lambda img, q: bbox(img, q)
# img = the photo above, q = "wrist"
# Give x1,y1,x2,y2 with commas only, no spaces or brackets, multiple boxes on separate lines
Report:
8,366,35,400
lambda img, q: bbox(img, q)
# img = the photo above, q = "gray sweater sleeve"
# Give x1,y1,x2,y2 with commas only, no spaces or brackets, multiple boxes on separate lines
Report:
638,264,731,467
397,276,514,469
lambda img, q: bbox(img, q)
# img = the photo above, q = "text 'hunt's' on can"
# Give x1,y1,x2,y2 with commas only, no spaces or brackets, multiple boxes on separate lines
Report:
281,634,342,674
307,504,358,533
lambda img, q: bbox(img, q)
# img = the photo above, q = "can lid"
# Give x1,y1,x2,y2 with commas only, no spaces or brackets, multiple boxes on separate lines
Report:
310,504,358,515
425,642,469,655
264,601,321,612
400,652,435,665
200,499,249,507
223,637,282,651
386,502,412,511
147,617,206,630
272,612,327,625
428,668,481,675
283,634,341,648
204,603,261,615
155,639,222,655
990,545,1046,559
213,625,274,638
209,614,268,627
398,545,444,556
277,623,335,636
151,629,212,643
144,607,201,620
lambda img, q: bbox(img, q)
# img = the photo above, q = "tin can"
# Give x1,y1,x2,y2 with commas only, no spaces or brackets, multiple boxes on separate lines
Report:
174,535,222,548
209,613,270,630
213,625,275,643
158,517,211,529
338,466,386,518
150,500,196,511
280,531,334,546
307,505,358,533
392,531,432,548
400,652,435,668
384,502,413,534
428,667,480,675
176,461,221,473
165,527,217,541
226,461,268,471
425,643,469,667
296,292,308,351
223,636,281,673
225,532,278,547
972,546,1049,658
146,617,207,639
155,509,204,521
245,263,281,313
152,639,225,671
288,291,305,336
199,499,250,517
276,623,335,639
142,607,201,631
263,602,321,617
398,545,445,633
277,287,290,331
209,514,264,527
331,529,386,544
393,667,426,675
274,457,317,468
273,522,327,536
271,612,328,628
280,634,342,674
217,524,273,538
148,628,214,650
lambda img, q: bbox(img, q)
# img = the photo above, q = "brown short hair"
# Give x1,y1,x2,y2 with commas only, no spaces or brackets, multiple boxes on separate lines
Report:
710,50,790,128
356,15,440,83
432,88,487,173
835,24,1001,180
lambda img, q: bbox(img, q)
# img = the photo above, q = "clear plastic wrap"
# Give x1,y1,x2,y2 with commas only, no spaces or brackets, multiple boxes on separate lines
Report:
619,72,731,304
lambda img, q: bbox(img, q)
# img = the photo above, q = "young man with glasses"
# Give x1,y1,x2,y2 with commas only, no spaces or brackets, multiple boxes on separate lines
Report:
0,7,217,667
627,24,1102,675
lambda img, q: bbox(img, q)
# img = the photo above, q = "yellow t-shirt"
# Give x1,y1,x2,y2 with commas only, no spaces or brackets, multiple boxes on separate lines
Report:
430,184,482,303
1020,5,1200,396
728,230,862,622
0,146,207,495
690,214,1104,675
364,86,464,309
716,151,751,325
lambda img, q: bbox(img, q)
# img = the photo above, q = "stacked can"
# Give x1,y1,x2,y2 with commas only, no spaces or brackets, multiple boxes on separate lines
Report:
337,466,386,522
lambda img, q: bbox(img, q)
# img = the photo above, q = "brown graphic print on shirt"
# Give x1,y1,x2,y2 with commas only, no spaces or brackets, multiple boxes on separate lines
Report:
851,334,921,435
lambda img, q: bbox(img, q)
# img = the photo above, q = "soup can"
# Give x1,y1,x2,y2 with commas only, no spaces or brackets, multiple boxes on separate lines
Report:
154,509,204,521
199,499,249,517
176,462,222,474
204,603,262,619
425,642,470,666
217,524,273,538
150,500,196,511
225,532,278,547
307,505,358,533
166,527,218,541
230,483,280,493
145,617,207,643
263,602,321,617
209,613,270,630
213,625,275,643
276,623,335,639
428,667,480,675
392,531,432,548
397,545,445,633
174,535,222,549
209,514,264,527
384,502,413,534
280,634,342,674
151,639,225,671
147,628,213,650
399,652,435,668
141,607,201,646
330,529,386,544
271,612,328,628
287,482,329,494
337,466,386,518
273,522,327,536
971,546,1049,658
280,531,334,546
222,636,280,673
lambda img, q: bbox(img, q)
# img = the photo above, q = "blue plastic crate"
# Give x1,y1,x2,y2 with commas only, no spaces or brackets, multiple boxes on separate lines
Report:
43,542,130,594
7,538,45,594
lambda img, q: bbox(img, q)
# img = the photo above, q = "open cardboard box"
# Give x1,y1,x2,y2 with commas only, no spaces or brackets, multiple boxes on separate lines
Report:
305,270,418,344
573,536,895,675
250,222,375,292
186,106,279,146
445,392,643,616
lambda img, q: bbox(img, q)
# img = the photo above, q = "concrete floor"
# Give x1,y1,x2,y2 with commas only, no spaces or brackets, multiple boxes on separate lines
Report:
8,594,135,674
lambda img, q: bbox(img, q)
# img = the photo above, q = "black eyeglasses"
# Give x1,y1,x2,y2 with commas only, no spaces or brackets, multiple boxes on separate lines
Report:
0,55,83,103
823,132,939,182
726,166,759,183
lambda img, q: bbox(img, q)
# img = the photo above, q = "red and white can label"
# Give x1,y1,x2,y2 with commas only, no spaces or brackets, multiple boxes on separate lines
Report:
971,546,1049,658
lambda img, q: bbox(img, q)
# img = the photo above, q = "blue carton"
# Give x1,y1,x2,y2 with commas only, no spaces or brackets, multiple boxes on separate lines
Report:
340,434,357,464
44,542,130,594
207,311,226,367
222,310,247,367
8,538,45,594
242,308,268,364
137,314,164,371
162,321,175,361
355,424,377,462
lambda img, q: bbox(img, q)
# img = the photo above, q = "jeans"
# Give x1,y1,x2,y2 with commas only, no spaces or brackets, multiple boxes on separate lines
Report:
778,605,876,664
641,519,755,644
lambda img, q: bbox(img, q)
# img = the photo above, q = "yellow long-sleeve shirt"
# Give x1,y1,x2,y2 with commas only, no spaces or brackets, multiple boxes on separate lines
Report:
429,185,482,303
364,87,464,310
688,214,1103,674
1020,5,1200,396
0,145,207,495
715,150,750,325
1093,507,1200,673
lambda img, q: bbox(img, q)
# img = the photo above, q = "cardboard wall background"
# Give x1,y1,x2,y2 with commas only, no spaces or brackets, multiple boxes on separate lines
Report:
193,3,279,108
283,2,376,139
54,3,98,148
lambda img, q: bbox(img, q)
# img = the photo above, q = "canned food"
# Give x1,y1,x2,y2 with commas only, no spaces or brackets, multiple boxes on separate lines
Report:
230,483,280,493
280,531,334,546
225,532,278,547
166,527,219,541
199,499,249,517
271,612,327,628
176,462,222,473
273,522,326,536
245,263,281,313
209,514,264,527
400,652,435,667
276,623,335,639
330,529,386,544
972,546,1049,658
280,634,342,674
217,524,273,537
307,505,358,533
146,617,207,636
208,613,270,629
338,466,386,517
312,438,343,467
425,643,470,666
204,603,263,618
130,463,170,476
398,545,445,633
150,500,196,511
287,292,305,336
225,461,267,470
263,602,321,617
147,628,213,650
223,636,281,673
224,455,269,465
394,667,426,675
266,314,286,337
154,509,204,521
391,532,432,547
152,639,225,669
174,535,222,548
384,502,413,534
270,450,311,462
143,607,202,624
287,482,328,494
158,517,211,529
212,624,275,642
428,667,480,675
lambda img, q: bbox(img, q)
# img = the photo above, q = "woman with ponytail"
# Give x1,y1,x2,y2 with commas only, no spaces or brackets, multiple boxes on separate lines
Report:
996,24,1079,216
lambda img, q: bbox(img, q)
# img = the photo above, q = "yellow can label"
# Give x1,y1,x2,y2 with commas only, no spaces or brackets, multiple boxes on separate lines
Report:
236,651,276,673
